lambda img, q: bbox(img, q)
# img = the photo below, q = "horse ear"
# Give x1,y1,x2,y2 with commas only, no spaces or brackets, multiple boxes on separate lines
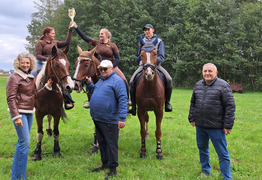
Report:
51,46,57,57
152,35,159,46
139,34,145,47
90,46,97,56
77,45,82,54
63,45,69,55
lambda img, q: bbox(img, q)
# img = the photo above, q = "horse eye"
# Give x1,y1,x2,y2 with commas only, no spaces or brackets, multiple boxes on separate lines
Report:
55,64,60,69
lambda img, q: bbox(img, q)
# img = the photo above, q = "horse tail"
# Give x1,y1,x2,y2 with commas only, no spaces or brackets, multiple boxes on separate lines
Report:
61,107,68,123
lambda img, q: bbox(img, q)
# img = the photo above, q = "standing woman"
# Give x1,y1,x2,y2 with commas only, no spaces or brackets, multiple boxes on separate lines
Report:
33,24,75,109
69,21,130,108
6,53,53,180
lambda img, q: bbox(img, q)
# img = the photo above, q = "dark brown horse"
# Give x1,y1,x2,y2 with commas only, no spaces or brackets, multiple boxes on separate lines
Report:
73,45,100,153
33,46,74,161
136,35,165,160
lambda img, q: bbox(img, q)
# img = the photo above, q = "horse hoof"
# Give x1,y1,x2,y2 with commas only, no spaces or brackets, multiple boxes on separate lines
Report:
53,152,61,158
33,154,42,161
46,129,53,137
92,146,99,154
140,152,147,158
156,154,163,160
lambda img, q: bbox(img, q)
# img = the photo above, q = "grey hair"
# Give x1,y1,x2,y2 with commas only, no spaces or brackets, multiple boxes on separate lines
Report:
101,28,112,41
203,63,217,71
14,52,37,72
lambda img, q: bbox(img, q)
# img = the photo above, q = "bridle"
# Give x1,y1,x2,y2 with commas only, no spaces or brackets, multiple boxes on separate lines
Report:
49,54,70,92
141,45,157,72
72,55,97,94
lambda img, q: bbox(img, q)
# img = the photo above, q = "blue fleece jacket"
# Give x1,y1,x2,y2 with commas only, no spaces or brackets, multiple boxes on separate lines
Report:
86,71,128,124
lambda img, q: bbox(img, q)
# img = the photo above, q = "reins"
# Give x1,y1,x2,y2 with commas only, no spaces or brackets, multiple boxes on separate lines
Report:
48,54,70,93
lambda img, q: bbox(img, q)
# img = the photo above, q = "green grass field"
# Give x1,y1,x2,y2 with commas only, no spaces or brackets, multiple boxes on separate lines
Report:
0,75,261,180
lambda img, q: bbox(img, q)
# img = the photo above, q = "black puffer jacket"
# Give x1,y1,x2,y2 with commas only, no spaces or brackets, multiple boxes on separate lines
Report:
188,77,235,129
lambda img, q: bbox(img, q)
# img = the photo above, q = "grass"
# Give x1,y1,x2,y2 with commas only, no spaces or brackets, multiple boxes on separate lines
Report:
0,75,261,179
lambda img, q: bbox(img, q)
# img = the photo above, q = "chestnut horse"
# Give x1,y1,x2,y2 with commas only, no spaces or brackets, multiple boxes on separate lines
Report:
136,35,165,160
33,46,74,161
73,45,100,153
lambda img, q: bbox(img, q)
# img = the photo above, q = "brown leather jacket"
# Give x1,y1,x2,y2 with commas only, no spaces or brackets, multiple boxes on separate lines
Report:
6,70,50,121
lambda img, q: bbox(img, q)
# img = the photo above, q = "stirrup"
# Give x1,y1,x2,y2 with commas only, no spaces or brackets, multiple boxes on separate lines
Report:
165,103,172,112
83,102,90,109
65,102,74,110
128,99,132,106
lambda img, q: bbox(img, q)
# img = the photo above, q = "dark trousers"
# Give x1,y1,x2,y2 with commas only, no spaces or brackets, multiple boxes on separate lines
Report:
94,121,119,168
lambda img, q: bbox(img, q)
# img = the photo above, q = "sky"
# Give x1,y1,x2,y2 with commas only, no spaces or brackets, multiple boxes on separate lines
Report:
0,0,38,71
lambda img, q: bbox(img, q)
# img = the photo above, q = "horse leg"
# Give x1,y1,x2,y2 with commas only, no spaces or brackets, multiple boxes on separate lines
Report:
145,121,149,140
92,126,99,154
46,114,53,136
138,109,148,158
33,113,44,161
53,115,61,158
155,108,164,160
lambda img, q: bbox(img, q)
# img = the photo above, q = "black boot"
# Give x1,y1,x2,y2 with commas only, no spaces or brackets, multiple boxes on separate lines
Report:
105,167,117,180
128,81,136,116
92,164,109,172
165,87,173,112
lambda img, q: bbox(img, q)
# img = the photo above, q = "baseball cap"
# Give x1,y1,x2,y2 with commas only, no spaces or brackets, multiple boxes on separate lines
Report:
98,60,113,68
143,24,154,30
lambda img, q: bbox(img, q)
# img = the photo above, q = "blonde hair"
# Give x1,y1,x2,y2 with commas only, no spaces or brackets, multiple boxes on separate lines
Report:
14,53,37,72
101,28,112,41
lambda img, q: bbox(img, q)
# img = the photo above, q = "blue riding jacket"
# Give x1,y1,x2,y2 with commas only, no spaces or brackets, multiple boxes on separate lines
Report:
86,71,128,124
136,33,165,65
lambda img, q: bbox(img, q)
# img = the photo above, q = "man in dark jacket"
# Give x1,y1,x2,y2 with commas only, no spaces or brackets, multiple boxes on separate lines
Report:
188,63,235,180
86,60,128,179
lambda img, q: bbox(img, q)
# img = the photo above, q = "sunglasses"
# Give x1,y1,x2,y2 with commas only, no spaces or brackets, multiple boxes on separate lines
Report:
99,67,110,72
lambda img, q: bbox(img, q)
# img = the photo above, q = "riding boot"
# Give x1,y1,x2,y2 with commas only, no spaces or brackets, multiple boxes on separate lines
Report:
165,87,173,112
128,81,136,116
63,94,74,110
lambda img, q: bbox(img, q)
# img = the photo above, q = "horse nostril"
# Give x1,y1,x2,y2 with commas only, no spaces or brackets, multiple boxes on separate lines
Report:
65,85,73,93
74,83,79,90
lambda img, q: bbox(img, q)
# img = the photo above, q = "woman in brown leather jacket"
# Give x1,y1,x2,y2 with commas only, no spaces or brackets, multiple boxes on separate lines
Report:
6,53,53,180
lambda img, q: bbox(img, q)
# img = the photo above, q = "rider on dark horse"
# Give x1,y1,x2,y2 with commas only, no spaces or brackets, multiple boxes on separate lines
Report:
129,24,173,116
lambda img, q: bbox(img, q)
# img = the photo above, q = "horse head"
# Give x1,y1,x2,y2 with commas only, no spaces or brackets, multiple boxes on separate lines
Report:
73,45,100,93
46,46,74,94
139,34,158,81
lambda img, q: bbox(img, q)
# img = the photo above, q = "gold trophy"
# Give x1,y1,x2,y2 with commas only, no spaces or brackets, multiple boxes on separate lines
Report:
68,8,76,22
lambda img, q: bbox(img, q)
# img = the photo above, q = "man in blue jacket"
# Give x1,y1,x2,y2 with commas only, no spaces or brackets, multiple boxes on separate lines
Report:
188,63,235,180
86,60,128,179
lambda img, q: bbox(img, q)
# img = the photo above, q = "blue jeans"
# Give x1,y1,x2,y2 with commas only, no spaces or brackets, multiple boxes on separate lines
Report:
32,60,45,77
196,126,232,180
11,113,33,180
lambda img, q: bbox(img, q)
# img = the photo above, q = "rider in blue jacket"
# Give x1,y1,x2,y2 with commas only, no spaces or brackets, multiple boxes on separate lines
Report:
129,24,173,115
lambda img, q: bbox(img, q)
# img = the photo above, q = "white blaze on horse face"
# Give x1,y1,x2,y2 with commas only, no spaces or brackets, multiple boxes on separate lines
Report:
145,67,154,81
67,76,75,89
59,59,66,66
146,52,151,64
73,59,80,79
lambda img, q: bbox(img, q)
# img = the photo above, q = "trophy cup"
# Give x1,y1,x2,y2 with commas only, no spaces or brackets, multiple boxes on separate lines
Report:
68,8,76,21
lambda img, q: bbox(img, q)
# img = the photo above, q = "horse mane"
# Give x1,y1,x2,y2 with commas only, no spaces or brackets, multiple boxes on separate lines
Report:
35,62,47,90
